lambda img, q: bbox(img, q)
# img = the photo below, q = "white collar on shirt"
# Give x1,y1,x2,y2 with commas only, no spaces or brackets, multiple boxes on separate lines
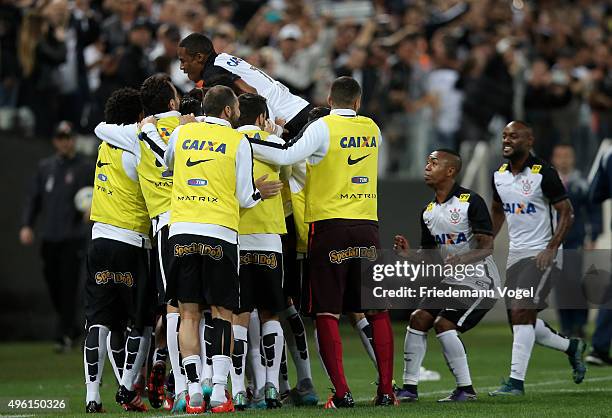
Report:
330,108,357,117
204,116,232,127
237,125,260,132
154,110,181,118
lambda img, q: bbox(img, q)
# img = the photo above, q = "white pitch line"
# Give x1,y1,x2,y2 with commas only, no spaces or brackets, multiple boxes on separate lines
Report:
355,375,612,401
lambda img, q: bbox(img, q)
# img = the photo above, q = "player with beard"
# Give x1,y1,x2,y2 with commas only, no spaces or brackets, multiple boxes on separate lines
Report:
488,121,587,396
161,86,281,413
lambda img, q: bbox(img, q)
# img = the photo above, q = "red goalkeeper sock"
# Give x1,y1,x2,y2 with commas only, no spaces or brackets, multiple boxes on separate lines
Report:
368,311,394,395
315,315,349,398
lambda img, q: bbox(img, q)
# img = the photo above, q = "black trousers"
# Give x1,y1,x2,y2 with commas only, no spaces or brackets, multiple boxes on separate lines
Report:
41,239,84,341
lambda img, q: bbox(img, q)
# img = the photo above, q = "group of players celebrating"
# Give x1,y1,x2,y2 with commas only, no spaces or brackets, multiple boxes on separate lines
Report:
82,32,588,414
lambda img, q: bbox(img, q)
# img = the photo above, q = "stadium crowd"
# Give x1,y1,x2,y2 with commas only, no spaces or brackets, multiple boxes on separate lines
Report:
1,0,611,176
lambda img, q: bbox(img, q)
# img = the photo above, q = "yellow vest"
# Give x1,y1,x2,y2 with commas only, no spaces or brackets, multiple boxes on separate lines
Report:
304,114,379,222
137,116,180,219
238,129,286,235
170,122,243,230
91,143,150,234
290,188,308,253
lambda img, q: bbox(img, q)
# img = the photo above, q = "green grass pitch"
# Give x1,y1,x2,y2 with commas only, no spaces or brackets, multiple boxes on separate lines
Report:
1,322,610,417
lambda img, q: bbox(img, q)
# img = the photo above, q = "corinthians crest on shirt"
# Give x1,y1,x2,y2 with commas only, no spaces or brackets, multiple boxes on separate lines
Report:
449,207,461,224
521,179,533,195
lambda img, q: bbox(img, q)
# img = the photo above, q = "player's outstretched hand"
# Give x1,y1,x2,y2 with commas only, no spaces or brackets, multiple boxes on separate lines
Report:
393,234,410,258
138,115,157,130
255,174,283,199
535,248,557,271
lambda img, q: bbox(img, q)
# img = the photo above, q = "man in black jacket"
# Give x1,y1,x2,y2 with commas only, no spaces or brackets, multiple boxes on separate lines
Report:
19,121,94,352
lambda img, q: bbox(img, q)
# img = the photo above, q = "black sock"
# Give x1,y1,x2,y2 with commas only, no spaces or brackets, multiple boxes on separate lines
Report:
458,385,475,394
402,384,418,394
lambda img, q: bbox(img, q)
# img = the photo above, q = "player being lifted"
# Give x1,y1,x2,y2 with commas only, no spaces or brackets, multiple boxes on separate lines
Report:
176,33,313,138
394,150,500,402
488,121,587,396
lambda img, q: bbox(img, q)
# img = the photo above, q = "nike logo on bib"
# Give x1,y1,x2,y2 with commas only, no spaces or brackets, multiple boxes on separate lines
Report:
186,158,213,167
347,154,370,165
97,160,110,168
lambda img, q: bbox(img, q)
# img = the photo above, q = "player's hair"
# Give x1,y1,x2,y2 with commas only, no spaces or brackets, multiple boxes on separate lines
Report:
202,85,237,117
180,87,205,116
180,96,204,116
434,148,462,174
140,74,176,116
104,88,142,124
330,76,362,107
308,106,330,122
237,93,268,126
179,32,214,56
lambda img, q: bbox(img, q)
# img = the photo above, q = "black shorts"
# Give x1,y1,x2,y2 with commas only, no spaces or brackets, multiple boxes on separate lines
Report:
236,250,285,314
85,238,152,331
153,225,177,307
282,215,300,303
284,103,315,140
420,285,496,333
306,219,379,314
505,257,560,310
168,234,239,310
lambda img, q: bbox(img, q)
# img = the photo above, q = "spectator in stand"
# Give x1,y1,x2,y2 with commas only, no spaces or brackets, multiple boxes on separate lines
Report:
524,59,573,161
18,8,67,138
426,31,463,151
0,0,22,132
384,33,435,176
100,0,140,52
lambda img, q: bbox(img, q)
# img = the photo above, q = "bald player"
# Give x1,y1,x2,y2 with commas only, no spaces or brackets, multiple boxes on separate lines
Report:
394,149,500,402
488,121,587,396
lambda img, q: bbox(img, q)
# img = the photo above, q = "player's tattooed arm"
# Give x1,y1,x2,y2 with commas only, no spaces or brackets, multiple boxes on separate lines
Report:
490,199,505,238
535,198,574,270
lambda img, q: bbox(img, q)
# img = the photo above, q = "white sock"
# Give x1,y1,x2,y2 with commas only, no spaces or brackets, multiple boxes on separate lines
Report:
403,327,427,385
262,320,284,390
437,330,471,387
106,330,125,385
355,317,377,369
84,325,110,403
247,310,266,394
211,355,231,404
313,328,329,378
279,343,291,392
510,325,535,381
166,313,186,395
121,326,152,391
282,305,312,383
230,325,248,396
183,355,203,406
535,319,570,352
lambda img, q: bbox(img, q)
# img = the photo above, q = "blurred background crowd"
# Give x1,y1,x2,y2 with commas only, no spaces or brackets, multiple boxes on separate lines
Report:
0,0,610,177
